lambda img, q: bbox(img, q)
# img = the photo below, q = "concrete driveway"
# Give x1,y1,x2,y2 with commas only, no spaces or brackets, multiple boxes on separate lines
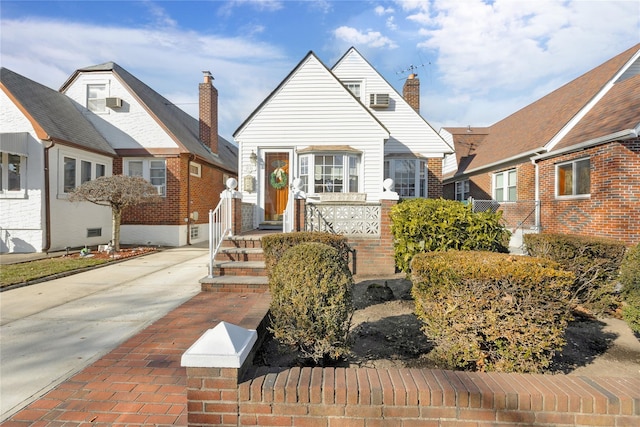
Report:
0,244,209,421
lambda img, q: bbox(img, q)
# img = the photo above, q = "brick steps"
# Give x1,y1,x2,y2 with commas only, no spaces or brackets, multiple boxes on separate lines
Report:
201,232,271,292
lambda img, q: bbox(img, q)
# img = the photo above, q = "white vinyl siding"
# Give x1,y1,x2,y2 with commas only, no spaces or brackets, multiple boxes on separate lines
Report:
235,54,388,201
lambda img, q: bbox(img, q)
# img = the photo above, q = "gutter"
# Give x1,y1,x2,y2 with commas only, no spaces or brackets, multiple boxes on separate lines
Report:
531,129,639,161
443,147,546,183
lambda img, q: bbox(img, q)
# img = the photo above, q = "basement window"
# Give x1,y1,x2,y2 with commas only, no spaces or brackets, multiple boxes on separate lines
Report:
190,225,199,240
87,228,102,238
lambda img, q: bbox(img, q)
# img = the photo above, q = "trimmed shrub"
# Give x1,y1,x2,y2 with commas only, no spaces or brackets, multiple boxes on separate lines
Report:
620,243,640,333
523,233,627,314
411,251,574,373
268,242,354,365
262,232,351,278
390,198,510,273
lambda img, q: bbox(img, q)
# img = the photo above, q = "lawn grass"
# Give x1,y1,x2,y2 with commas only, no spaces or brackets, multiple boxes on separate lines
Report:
1,257,110,288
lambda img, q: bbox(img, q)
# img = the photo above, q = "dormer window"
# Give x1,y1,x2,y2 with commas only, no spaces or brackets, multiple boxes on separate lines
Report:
343,81,362,100
87,84,106,113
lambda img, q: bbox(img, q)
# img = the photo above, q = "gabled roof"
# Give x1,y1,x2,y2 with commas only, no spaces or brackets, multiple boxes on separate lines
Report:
453,43,640,175
234,50,388,138
61,62,237,173
551,72,640,152
1,67,116,156
331,47,453,154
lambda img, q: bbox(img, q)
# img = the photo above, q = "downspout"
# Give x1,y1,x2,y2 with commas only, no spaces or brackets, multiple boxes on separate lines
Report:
42,140,54,253
187,154,194,245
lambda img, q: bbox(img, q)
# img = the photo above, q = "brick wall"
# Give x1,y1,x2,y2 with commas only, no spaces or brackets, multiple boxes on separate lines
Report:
184,306,640,427
538,139,640,245
115,155,228,228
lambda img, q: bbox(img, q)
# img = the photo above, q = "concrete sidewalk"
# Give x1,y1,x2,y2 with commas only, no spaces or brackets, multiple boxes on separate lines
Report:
0,244,210,421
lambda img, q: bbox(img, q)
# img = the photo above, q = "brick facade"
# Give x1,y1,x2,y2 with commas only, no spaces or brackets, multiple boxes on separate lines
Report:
184,299,640,427
114,155,228,232
538,138,640,245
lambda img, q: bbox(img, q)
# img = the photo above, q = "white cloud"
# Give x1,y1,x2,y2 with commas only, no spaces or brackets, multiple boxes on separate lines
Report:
0,17,291,140
334,26,398,49
375,5,394,16
403,0,639,98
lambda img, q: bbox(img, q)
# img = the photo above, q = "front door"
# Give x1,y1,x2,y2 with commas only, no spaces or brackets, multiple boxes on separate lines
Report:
263,152,290,222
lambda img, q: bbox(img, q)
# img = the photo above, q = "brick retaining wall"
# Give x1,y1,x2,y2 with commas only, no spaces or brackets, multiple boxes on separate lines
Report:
184,297,640,427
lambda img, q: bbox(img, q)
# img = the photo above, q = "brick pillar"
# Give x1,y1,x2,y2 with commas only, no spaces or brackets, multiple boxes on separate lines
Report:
294,198,306,232
231,196,242,236
427,157,443,198
185,367,240,427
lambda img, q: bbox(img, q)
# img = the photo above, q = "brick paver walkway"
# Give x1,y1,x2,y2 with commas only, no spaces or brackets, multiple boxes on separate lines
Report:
1,291,270,427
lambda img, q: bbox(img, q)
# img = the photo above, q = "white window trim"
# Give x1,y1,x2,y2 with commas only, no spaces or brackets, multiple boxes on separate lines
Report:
385,159,428,199
124,158,167,197
58,151,111,197
555,157,591,199
343,80,364,102
299,152,362,195
189,161,202,177
86,82,109,114
493,169,517,202
0,152,27,198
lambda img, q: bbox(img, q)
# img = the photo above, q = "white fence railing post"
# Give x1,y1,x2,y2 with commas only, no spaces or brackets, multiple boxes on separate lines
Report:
208,178,238,278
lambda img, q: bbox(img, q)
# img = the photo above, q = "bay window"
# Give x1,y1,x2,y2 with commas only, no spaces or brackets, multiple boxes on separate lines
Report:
298,152,360,194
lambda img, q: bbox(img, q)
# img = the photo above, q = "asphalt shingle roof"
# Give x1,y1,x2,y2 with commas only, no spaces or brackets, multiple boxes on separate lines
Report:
1,67,116,156
69,62,237,173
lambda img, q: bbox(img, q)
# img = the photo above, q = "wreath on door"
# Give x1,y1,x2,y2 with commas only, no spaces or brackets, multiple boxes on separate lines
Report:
269,164,288,190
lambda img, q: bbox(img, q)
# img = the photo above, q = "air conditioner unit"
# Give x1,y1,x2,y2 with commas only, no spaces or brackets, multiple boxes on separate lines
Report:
155,185,165,196
369,93,390,108
105,97,122,108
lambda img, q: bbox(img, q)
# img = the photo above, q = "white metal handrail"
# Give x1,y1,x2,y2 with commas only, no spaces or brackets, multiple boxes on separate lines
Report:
208,179,237,278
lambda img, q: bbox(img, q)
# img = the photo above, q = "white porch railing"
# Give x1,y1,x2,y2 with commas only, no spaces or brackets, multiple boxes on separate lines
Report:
208,179,238,278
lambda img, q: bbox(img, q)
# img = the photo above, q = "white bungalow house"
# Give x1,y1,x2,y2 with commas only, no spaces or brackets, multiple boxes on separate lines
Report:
233,47,453,230
1,67,116,253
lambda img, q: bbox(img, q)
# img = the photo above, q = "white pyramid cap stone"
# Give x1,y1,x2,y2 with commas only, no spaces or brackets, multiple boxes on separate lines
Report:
181,321,257,368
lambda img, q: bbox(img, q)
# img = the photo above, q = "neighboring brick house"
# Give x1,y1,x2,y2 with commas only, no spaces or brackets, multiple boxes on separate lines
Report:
1,67,116,253
441,43,640,245
60,64,238,247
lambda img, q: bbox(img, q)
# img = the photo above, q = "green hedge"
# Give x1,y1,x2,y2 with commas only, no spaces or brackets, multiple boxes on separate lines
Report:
268,242,354,365
411,251,574,373
390,198,510,272
262,232,351,278
620,243,640,333
523,233,627,314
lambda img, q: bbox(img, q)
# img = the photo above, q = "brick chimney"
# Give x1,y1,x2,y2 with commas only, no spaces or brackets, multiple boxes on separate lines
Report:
199,71,218,154
403,73,420,113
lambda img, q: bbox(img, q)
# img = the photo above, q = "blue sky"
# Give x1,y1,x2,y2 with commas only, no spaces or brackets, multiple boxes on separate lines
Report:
1,0,639,141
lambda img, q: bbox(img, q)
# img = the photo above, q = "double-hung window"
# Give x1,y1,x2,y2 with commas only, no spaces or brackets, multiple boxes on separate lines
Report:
455,179,470,201
298,153,361,194
556,157,590,197
494,169,517,202
384,159,427,198
1,152,26,195
125,159,166,196
343,81,362,101
87,84,107,113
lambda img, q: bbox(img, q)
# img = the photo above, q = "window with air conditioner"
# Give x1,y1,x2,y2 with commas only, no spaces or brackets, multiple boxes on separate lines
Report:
369,93,389,108
125,158,167,196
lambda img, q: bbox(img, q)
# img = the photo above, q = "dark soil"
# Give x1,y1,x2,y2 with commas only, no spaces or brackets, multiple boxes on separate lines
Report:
254,276,640,376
